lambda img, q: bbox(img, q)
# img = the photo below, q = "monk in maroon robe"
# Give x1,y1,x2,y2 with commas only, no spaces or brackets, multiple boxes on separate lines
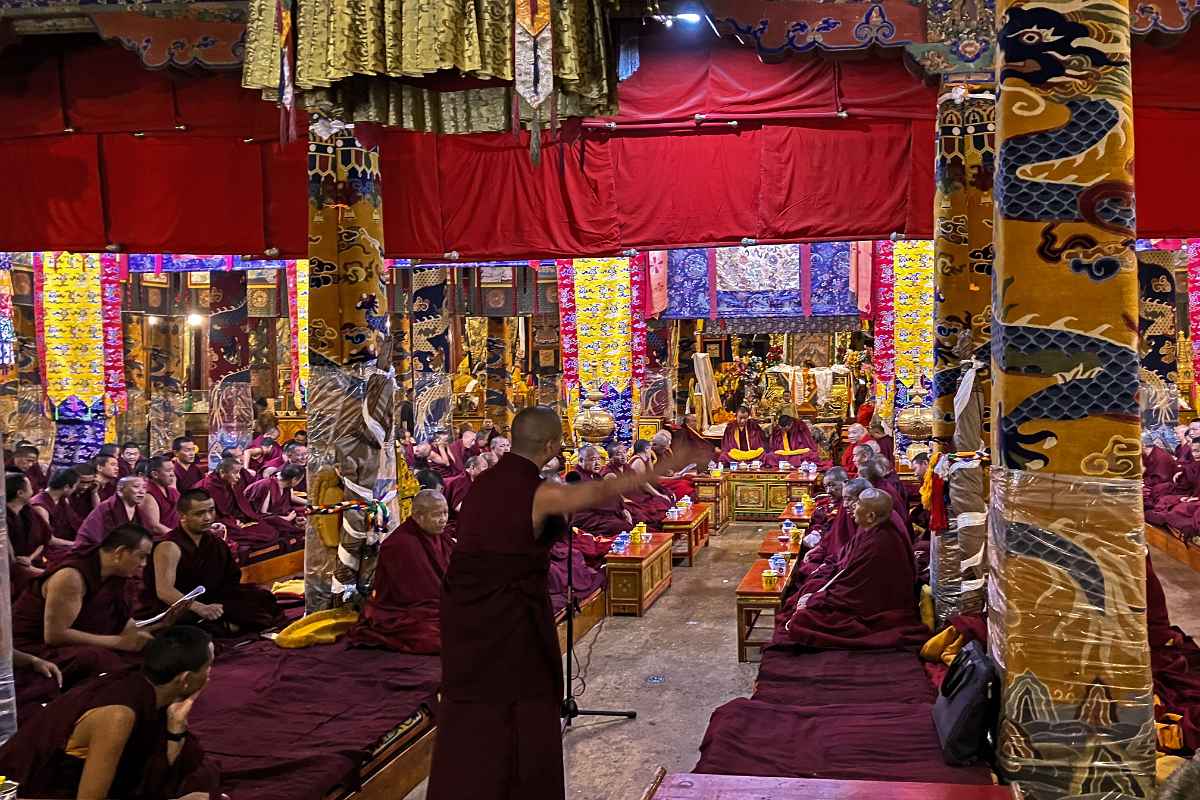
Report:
624,441,675,526
12,525,157,688
136,456,182,539
7,471,48,569
449,425,481,469
94,453,121,504
668,413,717,463
548,533,607,617
244,465,305,532
565,448,633,537
719,405,767,465
403,440,433,471
74,477,153,552
1144,435,1181,500
171,436,207,493
198,458,285,551
31,468,82,547
442,455,486,539
840,423,875,476
780,473,859,618
428,431,461,481
1146,553,1200,753
262,441,309,494
67,461,100,527
778,488,928,650
429,407,705,800
1147,439,1200,533
0,625,216,800
862,457,911,535
12,444,47,494
767,414,825,468
119,441,143,478
347,490,451,653
142,488,282,635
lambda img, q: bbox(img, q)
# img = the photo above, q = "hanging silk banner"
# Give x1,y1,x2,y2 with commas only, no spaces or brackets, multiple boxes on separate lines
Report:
716,244,805,317
208,270,253,468
285,259,310,407
37,253,108,411
892,241,933,455
1137,251,1181,433
1188,240,1200,405
0,259,15,368
100,255,126,412
872,241,896,425
410,266,451,441
809,242,860,317
646,251,669,316
630,253,648,387
556,259,579,387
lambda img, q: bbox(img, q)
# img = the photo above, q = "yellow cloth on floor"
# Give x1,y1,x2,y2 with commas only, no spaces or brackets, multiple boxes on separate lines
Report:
274,607,359,649
729,447,764,461
1156,717,1185,752
271,579,305,596
1157,754,1188,783
920,624,959,662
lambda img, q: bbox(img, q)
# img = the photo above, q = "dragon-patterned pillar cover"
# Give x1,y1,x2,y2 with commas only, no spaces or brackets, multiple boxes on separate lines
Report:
485,316,511,428
208,269,252,469
932,86,995,625
990,0,1154,795
305,130,393,611
410,266,452,442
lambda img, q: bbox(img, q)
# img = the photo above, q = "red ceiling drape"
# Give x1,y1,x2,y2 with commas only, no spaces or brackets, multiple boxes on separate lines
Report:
0,29,1197,257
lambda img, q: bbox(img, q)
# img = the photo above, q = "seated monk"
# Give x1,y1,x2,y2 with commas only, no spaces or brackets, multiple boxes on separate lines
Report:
861,457,911,536
118,441,143,478
443,456,486,538
719,405,767,465
428,430,461,481
142,489,282,636
198,458,287,551
449,424,481,469
1146,552,1200,754
68,461,100,528
247,417,283,474
781,473,862,615
74,476,153,552
262,441,309,495
12,525,159,689
140,456,182,538
650,431,696,500
548,529,607,617
171,436,207,493
0,625,217,800
840,423,875,476
347,490,451,653
564,450,632,538
220,446,257,484
12,444,47,494
1147,437,1200,533
625,440,676,526
906,453,932,534
779,488,929,650
1144,432,1180,498
244,465,304,534
1176,421,1200,462
8,471,48,571
487,435,512,459
767,413,826,469
31,468,84,555
868,419,894,465
94,452,121,504
404,440,432,472
849,441,879,480
603,442,631,476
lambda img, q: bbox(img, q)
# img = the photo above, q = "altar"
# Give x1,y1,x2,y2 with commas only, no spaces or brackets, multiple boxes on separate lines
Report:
724,470,818,523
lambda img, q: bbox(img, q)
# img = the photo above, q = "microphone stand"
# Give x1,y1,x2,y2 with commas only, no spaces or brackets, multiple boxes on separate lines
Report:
561,523,636,729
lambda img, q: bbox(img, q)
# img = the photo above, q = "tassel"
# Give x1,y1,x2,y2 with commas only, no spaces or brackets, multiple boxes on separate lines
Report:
512,93,522,139
530,106,542,167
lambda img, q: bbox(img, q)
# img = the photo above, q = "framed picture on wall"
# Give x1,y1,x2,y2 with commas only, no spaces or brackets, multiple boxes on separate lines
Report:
141,272,169,288
187,272,210,288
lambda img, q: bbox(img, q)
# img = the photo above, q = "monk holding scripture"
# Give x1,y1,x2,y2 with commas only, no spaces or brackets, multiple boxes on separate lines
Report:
780,488,929,650
198,457,285,551
171,437,207,493
428,406,705,800
719,405,766,465
12,525,162,688
142,489,282,635
74,476,153,552
0,625,216,800
140,456,182,538
347,490,452,653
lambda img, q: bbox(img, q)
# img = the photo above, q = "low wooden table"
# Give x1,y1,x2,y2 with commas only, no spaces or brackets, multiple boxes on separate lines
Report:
726,470,818,522
691,475,730,533
757,533,800,560
662,504,711,567
605,533,674,616
735,558,790,662
777,505,812,525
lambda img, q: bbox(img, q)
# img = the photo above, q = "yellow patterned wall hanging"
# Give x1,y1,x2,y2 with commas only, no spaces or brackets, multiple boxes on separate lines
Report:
893,240,935,409
39,251,106,409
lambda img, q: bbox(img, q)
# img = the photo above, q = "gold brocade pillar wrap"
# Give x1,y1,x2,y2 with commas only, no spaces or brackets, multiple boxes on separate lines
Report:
117,315,149,447
485,316,511,428
931,86,995,625
990,1,1154,796
305,127,395,611
147,316,186,458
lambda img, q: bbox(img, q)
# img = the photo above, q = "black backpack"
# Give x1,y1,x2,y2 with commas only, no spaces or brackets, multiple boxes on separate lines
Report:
932,640,1000,765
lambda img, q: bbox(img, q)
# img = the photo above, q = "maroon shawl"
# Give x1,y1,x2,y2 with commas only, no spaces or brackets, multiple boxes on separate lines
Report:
74,495,150,552
567,469,630,537
1145,446,1179,490
145,481,181,532
778,514,928,650
31,491,78,542
669,423,717,460
768,421,821,462
0,670,211,799
8,504,48,559
140,528,280,634
173,459,207,493
347,518,451,653
198,474,283,550
245,477,290,517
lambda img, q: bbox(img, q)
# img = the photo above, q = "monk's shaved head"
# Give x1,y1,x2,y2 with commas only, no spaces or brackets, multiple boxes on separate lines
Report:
854,487,893,529
872,455,892,475
510,406,562,467
858,460,884,484
411,489,448,536
413,489,447,513
823,466,848,496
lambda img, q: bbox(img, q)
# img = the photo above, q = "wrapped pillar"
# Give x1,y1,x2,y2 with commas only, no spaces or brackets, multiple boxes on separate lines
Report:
485,317,511,428
991,0,1154,795
410,266,452,441
0,442,14,743
148,316,186,457
208,270,253,468
118,315,149,447
931,86,996,625
305,128,394,610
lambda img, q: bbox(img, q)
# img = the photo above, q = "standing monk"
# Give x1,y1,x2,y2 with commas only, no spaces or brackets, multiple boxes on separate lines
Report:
142,489,281,635
428,406,701,800
74,476,152,552
139,456,182,538
171,437,207,493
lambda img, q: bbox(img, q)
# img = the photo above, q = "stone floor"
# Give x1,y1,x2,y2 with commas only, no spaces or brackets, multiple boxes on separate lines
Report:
407,527,1200,800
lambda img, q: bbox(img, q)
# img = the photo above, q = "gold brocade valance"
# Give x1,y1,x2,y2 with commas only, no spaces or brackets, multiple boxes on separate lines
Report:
243,0,616,132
